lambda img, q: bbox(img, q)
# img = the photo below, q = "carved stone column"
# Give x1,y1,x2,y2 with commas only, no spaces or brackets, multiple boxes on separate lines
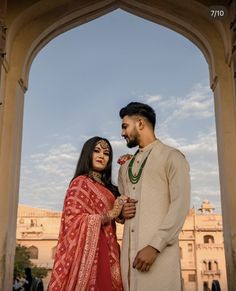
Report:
229,0,236,102
229,2,236,289
0,2,7,291
0,0,7,106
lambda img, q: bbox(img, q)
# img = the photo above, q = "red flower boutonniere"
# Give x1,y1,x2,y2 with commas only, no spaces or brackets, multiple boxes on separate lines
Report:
117,154,133,165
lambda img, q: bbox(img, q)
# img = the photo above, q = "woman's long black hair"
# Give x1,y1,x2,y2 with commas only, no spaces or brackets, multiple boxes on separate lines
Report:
72,136,119,197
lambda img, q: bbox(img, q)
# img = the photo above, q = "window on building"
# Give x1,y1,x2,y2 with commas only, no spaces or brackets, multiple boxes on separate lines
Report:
52,246,57,259
208,261,212,271
188,274,196,282
203,235,214,243
28,246,38,259
188,243,193,252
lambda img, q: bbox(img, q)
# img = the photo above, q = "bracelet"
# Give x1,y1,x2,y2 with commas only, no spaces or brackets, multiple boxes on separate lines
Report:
117,197,125,205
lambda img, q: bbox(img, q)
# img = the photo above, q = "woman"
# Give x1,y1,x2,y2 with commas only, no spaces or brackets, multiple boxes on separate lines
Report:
47,137,125,291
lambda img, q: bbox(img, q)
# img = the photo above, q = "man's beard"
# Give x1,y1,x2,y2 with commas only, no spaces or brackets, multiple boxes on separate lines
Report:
126,136,139,148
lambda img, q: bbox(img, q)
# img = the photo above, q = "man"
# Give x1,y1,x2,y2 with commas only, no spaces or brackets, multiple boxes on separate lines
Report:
118,102,190,291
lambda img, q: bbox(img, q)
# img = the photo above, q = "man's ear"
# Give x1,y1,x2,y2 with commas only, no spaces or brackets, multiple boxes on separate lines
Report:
138,118,145,130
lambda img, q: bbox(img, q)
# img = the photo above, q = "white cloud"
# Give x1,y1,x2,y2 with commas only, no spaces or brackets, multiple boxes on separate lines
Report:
143,83,213,130
146,95,162,103
181,131,217,155
178,83,213,117
20,143,79,210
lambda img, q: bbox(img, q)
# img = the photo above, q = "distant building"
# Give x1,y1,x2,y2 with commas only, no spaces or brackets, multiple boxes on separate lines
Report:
180,200,227,291
16,204,61,278
16,200,227,290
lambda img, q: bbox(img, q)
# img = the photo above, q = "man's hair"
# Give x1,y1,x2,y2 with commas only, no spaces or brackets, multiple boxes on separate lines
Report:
119,102,156,129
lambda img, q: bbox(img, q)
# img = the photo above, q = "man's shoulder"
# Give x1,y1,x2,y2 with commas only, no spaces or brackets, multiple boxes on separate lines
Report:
154,140,186,159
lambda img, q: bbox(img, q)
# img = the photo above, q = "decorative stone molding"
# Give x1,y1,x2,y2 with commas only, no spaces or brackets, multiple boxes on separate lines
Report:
18,78,28,93
229,2,236,71
211,76,218,91
197,243,224,250
0,21,6,59
232,233,236,268
201,270,221,276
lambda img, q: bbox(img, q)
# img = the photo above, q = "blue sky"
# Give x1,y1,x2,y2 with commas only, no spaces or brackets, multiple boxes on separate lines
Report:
19,9,221,212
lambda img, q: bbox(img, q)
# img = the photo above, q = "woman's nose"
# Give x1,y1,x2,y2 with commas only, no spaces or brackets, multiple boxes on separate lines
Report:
98,152,104,158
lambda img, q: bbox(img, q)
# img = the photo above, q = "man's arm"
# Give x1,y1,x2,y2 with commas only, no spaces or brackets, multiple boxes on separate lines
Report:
133,149,190,272
149,149,190,252
118,166,137,220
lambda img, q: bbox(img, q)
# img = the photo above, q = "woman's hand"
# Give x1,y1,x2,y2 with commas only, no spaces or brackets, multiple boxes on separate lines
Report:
108,195,128,219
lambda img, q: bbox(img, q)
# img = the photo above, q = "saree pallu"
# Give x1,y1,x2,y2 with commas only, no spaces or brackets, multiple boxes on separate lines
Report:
47,175,123,291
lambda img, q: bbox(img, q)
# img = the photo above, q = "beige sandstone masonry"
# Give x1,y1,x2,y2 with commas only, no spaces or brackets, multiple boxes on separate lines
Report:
0,1,236,290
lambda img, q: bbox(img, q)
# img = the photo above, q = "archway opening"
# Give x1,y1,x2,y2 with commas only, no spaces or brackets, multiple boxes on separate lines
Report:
15,8,225,289
19,9,221,212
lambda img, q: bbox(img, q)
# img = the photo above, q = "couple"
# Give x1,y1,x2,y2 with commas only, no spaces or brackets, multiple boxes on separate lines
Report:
47,102,191,291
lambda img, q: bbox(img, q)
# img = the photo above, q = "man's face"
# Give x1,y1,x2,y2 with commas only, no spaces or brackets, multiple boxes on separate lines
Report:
121,115,140,148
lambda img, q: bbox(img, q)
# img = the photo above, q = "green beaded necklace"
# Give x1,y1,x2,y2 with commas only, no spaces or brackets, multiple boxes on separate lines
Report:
128,150,151,184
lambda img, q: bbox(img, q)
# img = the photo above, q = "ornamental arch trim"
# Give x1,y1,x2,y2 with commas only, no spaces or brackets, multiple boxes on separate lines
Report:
1,1,236,290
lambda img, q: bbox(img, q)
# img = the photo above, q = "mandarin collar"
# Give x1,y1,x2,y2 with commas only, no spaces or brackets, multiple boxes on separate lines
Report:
138,139,160,153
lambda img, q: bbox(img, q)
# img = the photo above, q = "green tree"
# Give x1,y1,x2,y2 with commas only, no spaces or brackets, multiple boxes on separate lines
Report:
14,244,32,277
14,244,48,278
31,266,48,279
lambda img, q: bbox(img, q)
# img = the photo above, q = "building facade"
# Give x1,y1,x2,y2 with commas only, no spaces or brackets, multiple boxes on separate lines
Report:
16,201,227,290
180,200,227,291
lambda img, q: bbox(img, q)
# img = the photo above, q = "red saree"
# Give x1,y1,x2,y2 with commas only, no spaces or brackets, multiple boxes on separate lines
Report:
47,175,123,291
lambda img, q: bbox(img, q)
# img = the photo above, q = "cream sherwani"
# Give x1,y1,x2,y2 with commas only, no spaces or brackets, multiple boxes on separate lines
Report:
118,139,190,291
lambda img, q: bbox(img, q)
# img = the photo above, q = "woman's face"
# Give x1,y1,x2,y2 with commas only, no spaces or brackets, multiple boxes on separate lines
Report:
92,141,110,172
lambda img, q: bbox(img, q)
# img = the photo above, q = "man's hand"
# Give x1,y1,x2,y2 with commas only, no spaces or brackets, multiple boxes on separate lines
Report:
133,245,159,272
122,198,137,219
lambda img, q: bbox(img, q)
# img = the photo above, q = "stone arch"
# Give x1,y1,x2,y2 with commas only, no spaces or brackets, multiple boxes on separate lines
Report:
0,1,235,290
208,260,212,271
204,234,215,244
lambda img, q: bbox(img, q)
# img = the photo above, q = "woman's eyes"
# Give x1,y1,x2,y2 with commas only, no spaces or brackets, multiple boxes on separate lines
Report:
94,149,110,156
